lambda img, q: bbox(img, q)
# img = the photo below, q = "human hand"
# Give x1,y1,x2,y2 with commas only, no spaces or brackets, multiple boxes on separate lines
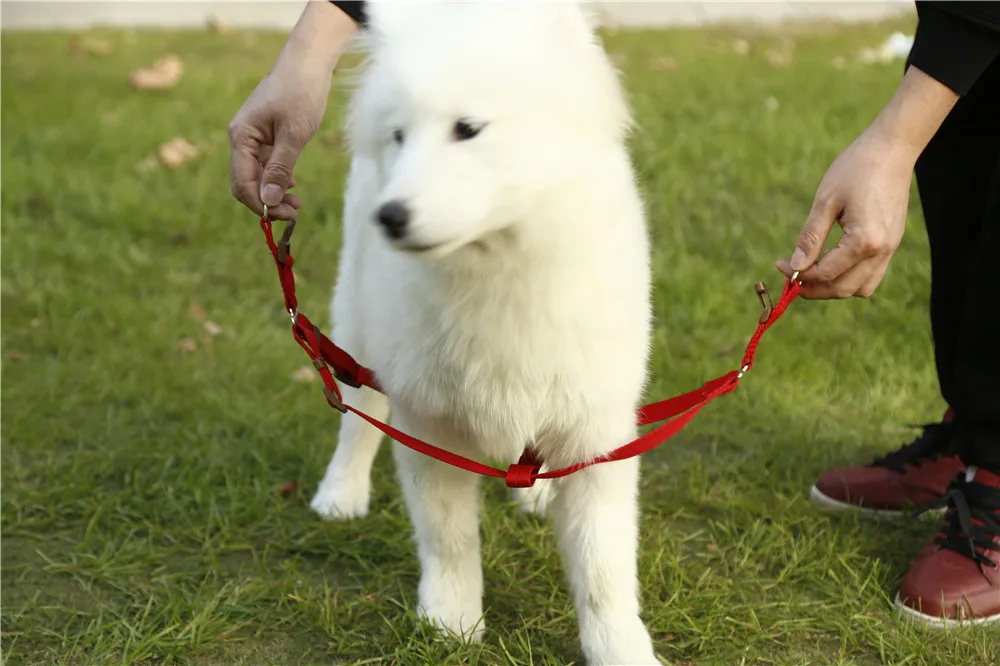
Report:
228,1,357,220
228,65,328,220
775,126,914,299
777,65,960,299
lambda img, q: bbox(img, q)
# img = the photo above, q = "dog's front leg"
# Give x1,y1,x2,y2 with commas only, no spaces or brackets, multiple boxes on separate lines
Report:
311,383,389,520
549,449,659,665
392,412,486,642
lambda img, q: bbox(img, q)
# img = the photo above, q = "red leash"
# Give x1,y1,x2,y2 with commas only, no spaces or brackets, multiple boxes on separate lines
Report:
261,214,801,488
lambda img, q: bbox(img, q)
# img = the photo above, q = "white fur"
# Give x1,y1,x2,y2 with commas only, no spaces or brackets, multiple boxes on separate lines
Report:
311,2,659,663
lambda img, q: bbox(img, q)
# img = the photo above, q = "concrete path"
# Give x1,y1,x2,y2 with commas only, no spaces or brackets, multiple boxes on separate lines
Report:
2,1,915,32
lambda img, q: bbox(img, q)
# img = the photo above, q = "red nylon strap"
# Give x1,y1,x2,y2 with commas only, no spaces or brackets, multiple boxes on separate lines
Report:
261,216,800,488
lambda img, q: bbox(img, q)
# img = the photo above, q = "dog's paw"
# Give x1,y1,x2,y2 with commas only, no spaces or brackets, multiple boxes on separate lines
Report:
582,614,659,665
417,603,486,643
310,478,371,520
511,480,553,518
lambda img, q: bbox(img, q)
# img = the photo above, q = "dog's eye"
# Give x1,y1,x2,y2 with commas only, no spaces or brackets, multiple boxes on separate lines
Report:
392,128,404,145
452,119,485,141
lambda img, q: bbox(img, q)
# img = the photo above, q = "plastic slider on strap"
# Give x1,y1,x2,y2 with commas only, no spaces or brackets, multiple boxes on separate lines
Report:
504,450,541,488
333,368,362,389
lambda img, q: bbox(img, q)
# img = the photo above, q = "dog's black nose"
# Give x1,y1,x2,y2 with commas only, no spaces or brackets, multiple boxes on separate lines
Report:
376,200,410,239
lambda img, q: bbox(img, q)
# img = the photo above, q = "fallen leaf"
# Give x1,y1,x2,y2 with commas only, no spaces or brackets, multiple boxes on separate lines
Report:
186,304,206,321
664,633,676,641
156,138,198,168
169,231,192,246
25,193,47,214
7,351,27,361
68,35,113,58
129,54,183,91
706,543,720,552
766,38,796,69
177,338,197,354
647,56,677,72
732,39,751,56
136,154,159,173
293,366,319,383
277,480,299,497
766,48,793,69
203,320,223,337
82,37,113,55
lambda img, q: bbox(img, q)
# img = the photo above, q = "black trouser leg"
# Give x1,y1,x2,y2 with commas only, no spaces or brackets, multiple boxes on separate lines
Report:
913,58,1000,470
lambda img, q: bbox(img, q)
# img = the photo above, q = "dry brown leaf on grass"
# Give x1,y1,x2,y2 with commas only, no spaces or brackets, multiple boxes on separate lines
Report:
203,321,223,337
277,480,299,498
186,304,206,321
68,36,113,58
177,338,198,354
129,54,183,91
766,39,796,69
293,366,319,383
647,57,677,72
732,38,752,56
7,351,28,361
156,138,199,168
136,154,159,174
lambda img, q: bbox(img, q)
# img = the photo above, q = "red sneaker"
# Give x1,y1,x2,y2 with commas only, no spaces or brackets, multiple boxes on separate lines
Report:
895,466,1000,627
810,409,963,517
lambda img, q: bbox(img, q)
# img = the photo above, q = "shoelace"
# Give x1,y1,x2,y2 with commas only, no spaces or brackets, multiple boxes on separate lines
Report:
929,474,1000,579
870,422,956,474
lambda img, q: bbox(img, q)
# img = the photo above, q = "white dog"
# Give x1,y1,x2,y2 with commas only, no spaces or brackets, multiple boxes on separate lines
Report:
310,2,659,663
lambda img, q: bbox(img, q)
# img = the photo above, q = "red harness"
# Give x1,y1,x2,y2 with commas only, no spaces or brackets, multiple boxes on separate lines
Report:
261,215,801,489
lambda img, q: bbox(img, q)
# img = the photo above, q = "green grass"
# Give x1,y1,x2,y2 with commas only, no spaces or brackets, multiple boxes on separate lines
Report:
2,17,996,666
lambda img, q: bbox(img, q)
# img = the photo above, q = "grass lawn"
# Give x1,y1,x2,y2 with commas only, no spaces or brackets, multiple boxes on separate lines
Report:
3,16,997,666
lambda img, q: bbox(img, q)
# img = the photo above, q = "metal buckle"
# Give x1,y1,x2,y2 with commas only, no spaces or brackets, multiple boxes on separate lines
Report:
262,203,269,221
754,281,772,325
277,219,296,265
322,386,348,414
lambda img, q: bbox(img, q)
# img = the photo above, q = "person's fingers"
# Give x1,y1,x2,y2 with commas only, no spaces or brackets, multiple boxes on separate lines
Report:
260,127,305,208
796,256,882,300
855,256,892,298
229,124,265,215
796,220,884,284
788,190,842,273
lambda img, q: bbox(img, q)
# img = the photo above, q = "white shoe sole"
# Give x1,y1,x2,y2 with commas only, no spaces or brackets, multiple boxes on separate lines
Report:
894,593,1000,629
809,485,943,520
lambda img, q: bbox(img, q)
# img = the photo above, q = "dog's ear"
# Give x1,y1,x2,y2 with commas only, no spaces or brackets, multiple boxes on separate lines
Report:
537,0,602,49
364,0,439,43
